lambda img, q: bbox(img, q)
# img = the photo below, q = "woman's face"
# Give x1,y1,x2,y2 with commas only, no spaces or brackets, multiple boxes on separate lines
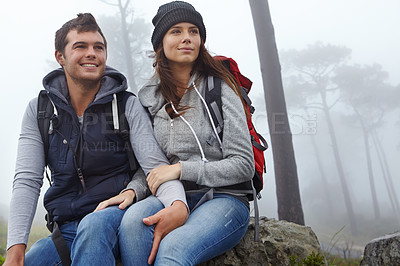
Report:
162,22,201,69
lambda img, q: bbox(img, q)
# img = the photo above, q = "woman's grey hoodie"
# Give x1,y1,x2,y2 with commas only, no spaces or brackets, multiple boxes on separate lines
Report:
139,73,255,190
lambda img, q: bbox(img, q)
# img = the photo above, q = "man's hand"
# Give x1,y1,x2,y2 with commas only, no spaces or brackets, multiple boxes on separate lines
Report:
147,163,181,194
143,200,189,264
95,189,136,211
3,244,26,266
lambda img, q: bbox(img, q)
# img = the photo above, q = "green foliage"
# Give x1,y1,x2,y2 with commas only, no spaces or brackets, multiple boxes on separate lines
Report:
325,225,346,255
0,219,7,261
289,226,363,266
0,220,49,263
324,253,362,266
26,225,49,251
290,251,361,266
289,255,297,265
321,226,362,266
289,251,325,266
302,252,325,265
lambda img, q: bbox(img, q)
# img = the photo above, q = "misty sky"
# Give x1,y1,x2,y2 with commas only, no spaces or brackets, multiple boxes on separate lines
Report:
0,0,399,226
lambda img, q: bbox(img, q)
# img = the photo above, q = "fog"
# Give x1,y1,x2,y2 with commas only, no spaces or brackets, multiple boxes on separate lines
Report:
1,0,399,250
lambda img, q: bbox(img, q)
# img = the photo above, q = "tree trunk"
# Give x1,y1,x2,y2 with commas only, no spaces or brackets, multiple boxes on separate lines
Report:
321,101,357,234
362,131,380,219
310,131,334,213
353,109,380,219
118,0,136,92
249,0,304,225
371,129,400,221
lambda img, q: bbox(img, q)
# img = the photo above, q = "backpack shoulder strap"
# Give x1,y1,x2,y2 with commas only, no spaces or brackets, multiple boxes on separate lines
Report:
51,222,72,266
37,90,54,164
240,87,255,114
37,90,57,189
205,76,224,141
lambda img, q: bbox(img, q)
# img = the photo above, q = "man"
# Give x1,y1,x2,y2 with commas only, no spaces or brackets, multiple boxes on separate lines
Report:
5,13,188,265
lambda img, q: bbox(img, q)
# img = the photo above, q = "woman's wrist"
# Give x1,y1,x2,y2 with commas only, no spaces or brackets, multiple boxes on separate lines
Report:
173,162,182,179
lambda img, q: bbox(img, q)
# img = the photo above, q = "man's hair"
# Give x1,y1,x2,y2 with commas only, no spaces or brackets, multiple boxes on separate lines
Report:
55,13,107,55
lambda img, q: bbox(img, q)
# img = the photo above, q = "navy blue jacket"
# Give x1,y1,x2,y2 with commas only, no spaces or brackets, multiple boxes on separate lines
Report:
42,67,133,222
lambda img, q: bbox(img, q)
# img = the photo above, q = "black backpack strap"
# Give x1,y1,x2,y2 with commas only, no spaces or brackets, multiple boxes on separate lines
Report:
240,87,255,114
205,76,224,143
251,180,260,242
252,131,268,152
45,212,54,232
51,222,72,266
37,90,53,164
38,92,71,264
37,90,55,185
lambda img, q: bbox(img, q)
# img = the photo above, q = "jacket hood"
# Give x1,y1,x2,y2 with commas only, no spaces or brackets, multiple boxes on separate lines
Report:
138,73,201,116
138,76,165,117
42,66,128,104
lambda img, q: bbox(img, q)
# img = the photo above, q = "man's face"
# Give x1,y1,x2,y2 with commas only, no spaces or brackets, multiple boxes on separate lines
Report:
55,30,106,87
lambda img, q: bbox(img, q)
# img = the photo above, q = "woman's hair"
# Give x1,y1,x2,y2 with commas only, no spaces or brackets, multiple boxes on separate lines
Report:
153,41,249,119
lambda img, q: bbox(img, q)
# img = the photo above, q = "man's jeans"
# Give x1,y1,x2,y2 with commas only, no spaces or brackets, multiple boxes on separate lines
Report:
24,206,126,266
120,194,250,266
25,193,249,266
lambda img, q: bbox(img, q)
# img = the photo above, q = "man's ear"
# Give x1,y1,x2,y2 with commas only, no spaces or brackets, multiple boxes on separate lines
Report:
55,50,65,66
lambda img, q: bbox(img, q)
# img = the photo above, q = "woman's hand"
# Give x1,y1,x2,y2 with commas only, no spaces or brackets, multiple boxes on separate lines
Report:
147,163,181,194
94,189,136,211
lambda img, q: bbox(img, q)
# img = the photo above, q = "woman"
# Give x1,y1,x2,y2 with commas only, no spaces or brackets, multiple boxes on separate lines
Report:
119,1,255,265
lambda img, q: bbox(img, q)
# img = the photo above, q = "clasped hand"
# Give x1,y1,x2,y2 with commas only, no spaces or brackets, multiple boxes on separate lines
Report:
147,163,181,194
95,163,188,264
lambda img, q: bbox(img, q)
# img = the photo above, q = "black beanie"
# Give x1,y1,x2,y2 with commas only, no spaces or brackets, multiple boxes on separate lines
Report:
151,1,206,51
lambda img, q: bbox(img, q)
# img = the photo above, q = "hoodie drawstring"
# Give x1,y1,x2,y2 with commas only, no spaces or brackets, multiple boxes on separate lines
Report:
170,102,208,162
170,81,225,162
192,83,223,150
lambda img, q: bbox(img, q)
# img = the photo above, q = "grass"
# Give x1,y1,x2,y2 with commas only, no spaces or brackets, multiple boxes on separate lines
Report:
319,226,363,266
0,220,49,265
324,254,362,266
26,224,50,249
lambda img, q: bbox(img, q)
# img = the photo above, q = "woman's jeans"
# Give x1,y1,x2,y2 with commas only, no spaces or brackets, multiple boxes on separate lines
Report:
24,206,126,266
120,193,249,266
24,193,249,266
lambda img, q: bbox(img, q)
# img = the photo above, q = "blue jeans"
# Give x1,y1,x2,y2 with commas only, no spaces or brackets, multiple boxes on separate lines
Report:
119,193,250,266
24,206,126,266
25,220,78,266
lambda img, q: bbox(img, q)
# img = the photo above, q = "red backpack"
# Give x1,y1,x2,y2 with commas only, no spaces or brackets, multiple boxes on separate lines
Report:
205,56,268,199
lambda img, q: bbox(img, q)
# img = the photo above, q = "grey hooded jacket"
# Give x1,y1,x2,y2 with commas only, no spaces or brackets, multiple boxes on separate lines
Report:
138,73,255,199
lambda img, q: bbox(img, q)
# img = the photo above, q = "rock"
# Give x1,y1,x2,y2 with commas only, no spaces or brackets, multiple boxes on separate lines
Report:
200,216,322,266
360,232,400,266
